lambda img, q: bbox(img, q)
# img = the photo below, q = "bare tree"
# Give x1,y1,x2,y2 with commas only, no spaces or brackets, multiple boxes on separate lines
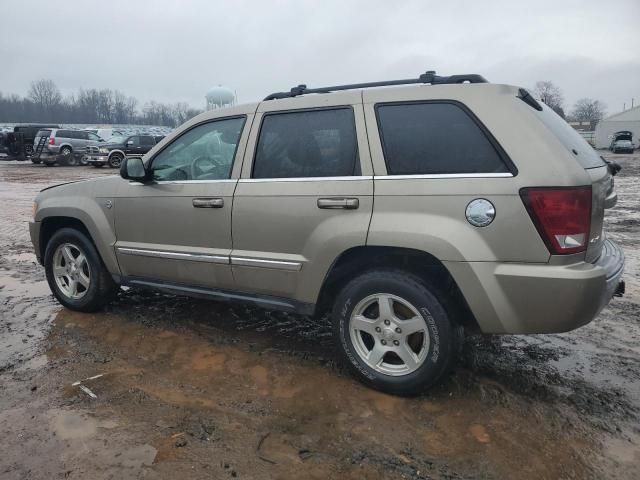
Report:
28,79,62,120
533,81,565,118
571,98,606,130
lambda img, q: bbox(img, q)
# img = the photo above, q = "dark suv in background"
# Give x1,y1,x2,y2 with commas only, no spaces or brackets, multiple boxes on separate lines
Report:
85,134,163,168
0,124,59,160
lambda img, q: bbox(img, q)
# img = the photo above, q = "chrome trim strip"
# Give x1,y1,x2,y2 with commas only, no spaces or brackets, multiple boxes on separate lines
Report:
129,179,237,186
156,179,238,185
230,256,303,271
239,176,373,183
117,247,229,264
374,173,513,180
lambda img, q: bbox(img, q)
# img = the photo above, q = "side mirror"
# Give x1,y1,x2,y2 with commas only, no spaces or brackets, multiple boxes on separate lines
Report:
120,157,149,182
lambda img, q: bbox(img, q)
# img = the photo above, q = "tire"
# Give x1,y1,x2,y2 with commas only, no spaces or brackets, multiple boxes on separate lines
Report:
332,269,462,396
94,163,104,168
59,147,77,166
108,153,123,168
44,162,55,167
80,155,89,166
44,227,118,312
31,159,41,164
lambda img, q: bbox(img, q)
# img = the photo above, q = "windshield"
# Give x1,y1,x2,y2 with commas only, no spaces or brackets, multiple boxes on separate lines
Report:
108,135,127,144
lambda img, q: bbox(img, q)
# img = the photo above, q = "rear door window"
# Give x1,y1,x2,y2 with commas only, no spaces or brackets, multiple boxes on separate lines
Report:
57,130,72,139
376,102,510,175
252,108,360,179
140,135,155,146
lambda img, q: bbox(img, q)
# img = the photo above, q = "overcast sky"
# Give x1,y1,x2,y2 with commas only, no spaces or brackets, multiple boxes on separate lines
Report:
2,0,639,116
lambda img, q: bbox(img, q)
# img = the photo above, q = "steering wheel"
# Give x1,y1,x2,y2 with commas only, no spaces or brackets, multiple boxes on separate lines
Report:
192,155,224,179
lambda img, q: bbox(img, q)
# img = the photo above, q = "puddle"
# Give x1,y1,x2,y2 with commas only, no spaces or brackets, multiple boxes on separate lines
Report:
42,307,604,479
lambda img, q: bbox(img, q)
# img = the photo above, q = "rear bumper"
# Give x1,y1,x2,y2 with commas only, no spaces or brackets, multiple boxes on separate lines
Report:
445,239,625,334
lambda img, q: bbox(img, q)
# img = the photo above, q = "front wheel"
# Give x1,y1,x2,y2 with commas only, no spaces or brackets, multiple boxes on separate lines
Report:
108,153,123,168
332,269,461,396
44,228,118,312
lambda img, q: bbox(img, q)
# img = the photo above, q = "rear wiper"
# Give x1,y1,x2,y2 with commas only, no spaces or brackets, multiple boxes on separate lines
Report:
602,157,622,176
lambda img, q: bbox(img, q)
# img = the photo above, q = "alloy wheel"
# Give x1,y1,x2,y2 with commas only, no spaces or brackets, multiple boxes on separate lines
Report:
349,293,430,376
52,243,91,299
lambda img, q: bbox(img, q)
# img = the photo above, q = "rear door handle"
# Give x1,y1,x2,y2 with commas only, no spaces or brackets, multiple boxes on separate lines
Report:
317,198,359,209
193,197,224,208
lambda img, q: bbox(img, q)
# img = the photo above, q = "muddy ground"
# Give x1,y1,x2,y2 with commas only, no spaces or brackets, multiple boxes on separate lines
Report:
0,154,638,479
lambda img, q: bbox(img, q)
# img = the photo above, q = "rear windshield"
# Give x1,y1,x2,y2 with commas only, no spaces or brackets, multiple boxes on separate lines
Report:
535,104,604,169
36,129,51,137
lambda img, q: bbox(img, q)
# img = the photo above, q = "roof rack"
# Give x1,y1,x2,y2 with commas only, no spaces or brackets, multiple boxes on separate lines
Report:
263,71,488,101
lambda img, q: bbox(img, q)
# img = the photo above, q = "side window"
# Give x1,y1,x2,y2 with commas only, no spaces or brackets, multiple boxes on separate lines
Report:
57,130,71,139
127,136,140,146
376,102,509,175
87,133,101,141
78,131,89,140
140,135,155,146
150,117,246,182
252,108,360,179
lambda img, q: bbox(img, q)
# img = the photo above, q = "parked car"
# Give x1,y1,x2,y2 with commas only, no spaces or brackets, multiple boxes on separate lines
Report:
609,131,634,152
30,72,625,395
85,134,160,168
611,139,634,154
2,124,60,160
84,128,124,141
32,128,103,166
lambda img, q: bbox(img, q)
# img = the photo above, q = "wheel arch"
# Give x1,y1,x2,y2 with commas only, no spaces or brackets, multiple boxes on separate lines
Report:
315,245,480,331
38,213,120,278
108,149,125,159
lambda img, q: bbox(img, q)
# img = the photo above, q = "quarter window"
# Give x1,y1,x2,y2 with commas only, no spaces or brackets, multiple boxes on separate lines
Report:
150,117,245,181
252,108,360,179
376,102,509,175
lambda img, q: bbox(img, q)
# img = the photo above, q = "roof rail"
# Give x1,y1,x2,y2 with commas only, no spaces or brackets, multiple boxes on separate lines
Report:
263,71,488,101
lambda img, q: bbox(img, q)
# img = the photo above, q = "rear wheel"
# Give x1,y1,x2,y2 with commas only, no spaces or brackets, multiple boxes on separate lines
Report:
333,269,461,396
108,153,123,168
44,228,118,312
31,158,41,164
59,146,78,166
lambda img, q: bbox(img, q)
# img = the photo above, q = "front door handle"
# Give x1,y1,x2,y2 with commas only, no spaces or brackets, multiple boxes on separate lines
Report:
317,198,359,210
193,197,224,208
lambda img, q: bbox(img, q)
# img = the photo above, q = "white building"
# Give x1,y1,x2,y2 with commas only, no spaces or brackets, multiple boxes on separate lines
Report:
595,105,640,148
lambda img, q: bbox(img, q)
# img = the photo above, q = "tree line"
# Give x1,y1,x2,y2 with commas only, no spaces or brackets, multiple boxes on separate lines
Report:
532,80,606,129
0,78,608,131
0,79,203,127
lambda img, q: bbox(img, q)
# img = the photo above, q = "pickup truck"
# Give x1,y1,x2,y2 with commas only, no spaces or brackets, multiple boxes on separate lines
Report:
85,134,164,168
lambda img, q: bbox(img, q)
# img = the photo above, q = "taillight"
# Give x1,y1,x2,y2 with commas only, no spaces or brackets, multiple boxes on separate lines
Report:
48,137,55,145
520,186,592,255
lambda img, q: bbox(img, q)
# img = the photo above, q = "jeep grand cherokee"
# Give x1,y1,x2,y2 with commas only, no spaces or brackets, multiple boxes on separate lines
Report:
30,72,625,395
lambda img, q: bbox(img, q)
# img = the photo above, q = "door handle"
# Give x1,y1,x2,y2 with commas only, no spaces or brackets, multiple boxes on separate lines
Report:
193,197,224,208
317,198,359,209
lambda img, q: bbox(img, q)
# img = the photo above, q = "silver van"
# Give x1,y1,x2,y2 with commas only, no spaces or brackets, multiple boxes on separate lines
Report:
33,128,103,166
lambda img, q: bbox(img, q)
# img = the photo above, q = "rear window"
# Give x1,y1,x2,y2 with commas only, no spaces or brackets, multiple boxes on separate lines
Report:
534,104,604,169
36,129,51,137
376,102,510,175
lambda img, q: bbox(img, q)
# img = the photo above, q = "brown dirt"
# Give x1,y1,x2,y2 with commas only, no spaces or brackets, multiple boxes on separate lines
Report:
1,156,639,479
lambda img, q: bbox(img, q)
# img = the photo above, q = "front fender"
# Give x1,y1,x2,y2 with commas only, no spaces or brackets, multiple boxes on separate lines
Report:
35,196,120,275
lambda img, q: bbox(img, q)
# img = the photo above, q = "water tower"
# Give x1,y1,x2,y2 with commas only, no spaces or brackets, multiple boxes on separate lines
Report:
205,86,235,110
